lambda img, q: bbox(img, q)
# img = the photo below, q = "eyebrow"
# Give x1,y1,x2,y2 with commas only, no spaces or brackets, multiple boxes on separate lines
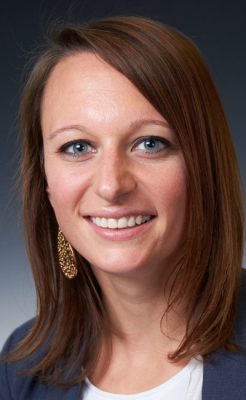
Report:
48,119,170,140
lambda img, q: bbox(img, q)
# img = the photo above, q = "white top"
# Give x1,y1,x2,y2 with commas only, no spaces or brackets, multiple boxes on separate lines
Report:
83,358,203,400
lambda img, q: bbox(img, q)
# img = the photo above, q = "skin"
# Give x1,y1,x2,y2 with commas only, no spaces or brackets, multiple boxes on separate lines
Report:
42,53,189,393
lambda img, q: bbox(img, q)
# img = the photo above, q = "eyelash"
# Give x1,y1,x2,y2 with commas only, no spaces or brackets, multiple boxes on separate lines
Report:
133,136,170,153
59,136,171,158
59,140,94,157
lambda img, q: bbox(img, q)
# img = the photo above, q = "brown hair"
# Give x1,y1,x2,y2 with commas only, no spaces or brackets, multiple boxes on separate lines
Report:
3,16,244,386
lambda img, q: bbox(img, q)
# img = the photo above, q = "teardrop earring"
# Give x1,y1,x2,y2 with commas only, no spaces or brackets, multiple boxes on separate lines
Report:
57,228,78,279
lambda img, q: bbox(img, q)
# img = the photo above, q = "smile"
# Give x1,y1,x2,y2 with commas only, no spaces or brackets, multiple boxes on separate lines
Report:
89,215,152,229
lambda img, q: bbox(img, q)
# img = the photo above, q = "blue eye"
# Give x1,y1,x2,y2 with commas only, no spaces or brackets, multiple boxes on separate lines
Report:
135,137,169,153
61,141,93,156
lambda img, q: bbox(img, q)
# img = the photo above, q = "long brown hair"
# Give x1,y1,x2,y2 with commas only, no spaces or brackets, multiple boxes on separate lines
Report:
3,16,244,386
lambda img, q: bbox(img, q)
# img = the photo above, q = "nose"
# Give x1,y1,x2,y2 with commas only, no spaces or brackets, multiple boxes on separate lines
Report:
93,150,137,202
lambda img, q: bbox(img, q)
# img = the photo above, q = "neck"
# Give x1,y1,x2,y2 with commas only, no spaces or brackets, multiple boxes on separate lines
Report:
93,264,187,350
89,265,189,391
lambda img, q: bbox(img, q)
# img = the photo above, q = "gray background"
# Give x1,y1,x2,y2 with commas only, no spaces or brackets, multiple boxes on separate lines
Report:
0,0,245,348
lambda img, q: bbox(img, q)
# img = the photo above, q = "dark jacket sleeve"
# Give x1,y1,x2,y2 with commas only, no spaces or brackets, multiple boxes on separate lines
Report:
0,333,14,400
0,319,81,400
202,269,246,400
0,319,35,400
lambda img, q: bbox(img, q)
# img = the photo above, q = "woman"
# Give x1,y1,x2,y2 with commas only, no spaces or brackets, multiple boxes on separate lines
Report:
0,16,245,400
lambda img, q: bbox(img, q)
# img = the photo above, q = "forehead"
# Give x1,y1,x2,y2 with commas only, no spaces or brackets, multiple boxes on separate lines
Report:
41,52,166,134
44,52,128,92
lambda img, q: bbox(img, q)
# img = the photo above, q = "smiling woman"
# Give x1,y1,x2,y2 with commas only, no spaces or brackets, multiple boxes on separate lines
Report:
0,16,245,400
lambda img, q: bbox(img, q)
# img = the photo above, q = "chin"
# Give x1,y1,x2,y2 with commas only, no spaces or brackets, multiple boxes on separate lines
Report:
91,260,144,276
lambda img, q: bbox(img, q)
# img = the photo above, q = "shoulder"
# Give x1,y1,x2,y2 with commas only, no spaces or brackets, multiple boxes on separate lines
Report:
0,319,79,400
2,318,35,350
0,318,36,400
202,270,246,400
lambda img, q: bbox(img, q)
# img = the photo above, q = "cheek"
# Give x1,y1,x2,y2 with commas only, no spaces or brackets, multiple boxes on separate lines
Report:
167,173,187,207
157,169,187,252
151,163,187,213
154,171,187,251
46,164,88,212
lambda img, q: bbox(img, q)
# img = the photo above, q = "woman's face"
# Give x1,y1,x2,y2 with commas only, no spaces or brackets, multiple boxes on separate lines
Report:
42,53,187,278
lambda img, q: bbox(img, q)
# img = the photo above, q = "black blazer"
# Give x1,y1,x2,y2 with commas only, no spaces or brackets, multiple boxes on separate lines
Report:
1,271,246,399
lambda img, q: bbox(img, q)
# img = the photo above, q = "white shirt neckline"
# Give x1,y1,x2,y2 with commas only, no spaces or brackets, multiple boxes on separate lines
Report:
84,358,203,399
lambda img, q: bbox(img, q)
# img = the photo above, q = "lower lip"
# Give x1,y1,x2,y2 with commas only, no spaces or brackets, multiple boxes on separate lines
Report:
85,218,155,241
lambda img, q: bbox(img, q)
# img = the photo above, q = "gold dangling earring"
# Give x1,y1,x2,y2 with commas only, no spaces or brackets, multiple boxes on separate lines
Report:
57,228,78,279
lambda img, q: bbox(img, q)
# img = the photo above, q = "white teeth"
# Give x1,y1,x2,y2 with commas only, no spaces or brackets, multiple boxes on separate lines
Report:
96,217,101,225
143,216,151,223
118,217,128,228
90,215,152,229
101,218,108,228
136,215,142,225
107,218,118,229
127,216,136,227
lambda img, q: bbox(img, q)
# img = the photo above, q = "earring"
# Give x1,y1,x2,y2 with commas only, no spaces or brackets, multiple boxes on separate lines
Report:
57,228,78,279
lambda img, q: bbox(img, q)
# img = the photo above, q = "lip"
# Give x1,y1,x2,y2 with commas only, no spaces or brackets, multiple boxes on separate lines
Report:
84,215,155,241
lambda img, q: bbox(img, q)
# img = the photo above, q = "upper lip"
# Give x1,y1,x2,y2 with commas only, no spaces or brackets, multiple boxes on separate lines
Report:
82,208,156,219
